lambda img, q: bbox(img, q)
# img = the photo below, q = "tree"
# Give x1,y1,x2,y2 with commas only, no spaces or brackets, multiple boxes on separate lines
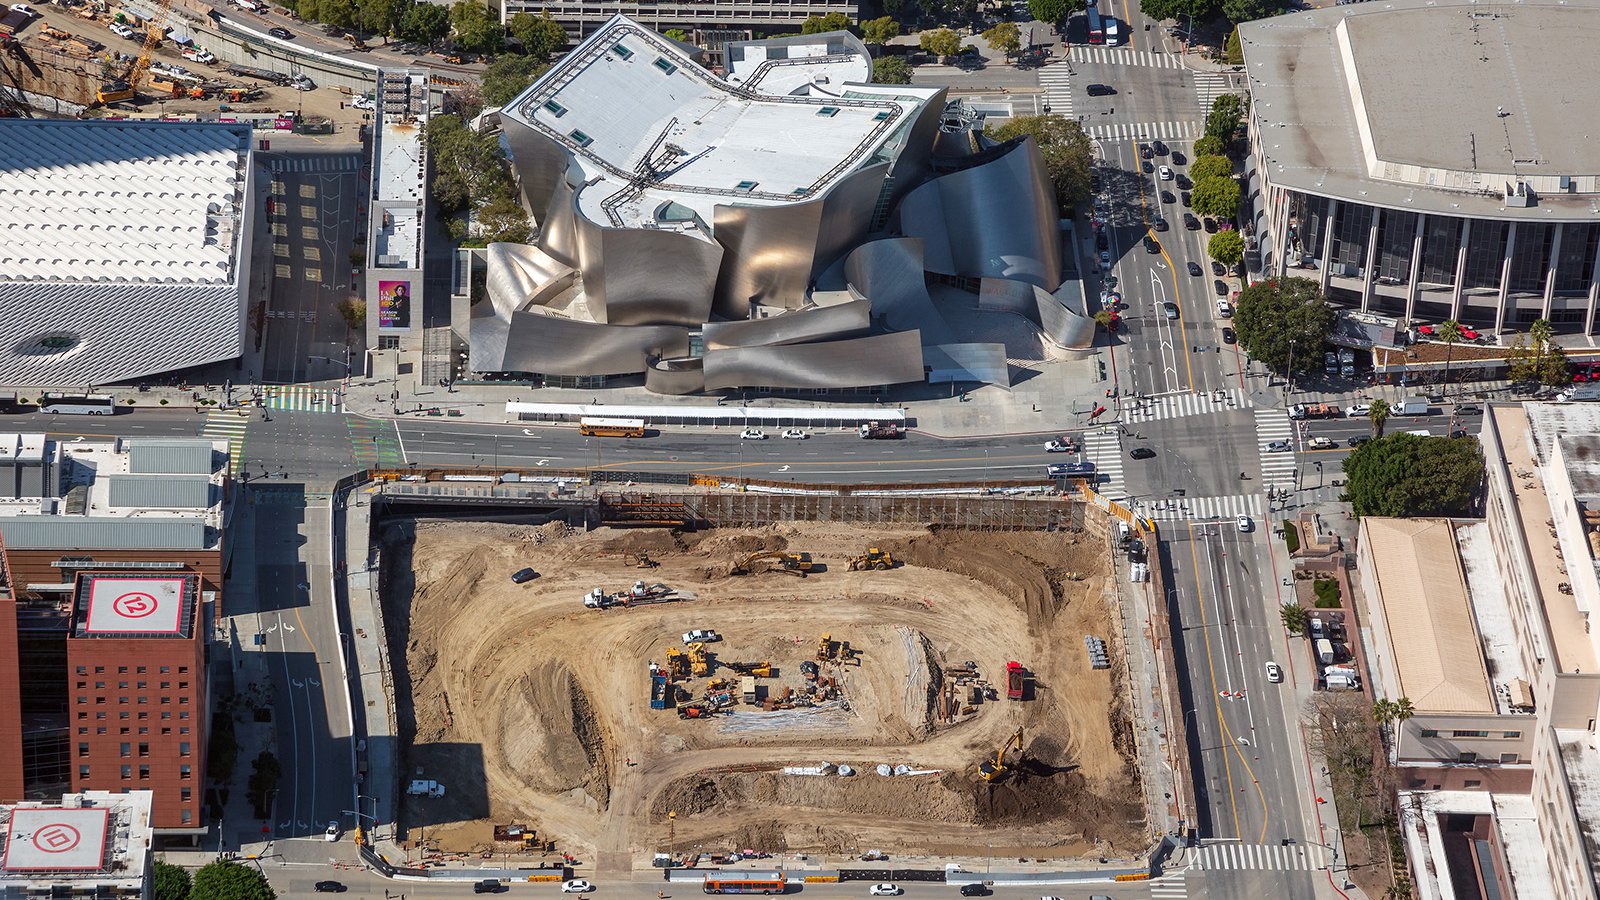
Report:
1139,0,1219,23
396,1,449,45
477,196,533,244
1368,398,1389,437
1506,318,1570,387
449,0,503,55
801,11,852,33
152,861,191,900
870,55,912,84
508,10,565,59
1232,276,1336,374
1205,93,1244,144
1093,309,1116,331
428,114,513,211
1280,601,1308,636
1437,319,1462,396
919,27,962,59
1223,27,1242,64
1190,154,1233,183
1372,696,1416,745
245,750,280,818
1190,176,1241,219
981,21,1020,55
338,297,367,332
861,15,899,45
1208,229,1244,267
358,0,410,39
1222,0,1283,23
480,54,548,106
189,860,276,900
1303,691,1389,831
663,27,689,42
1193,134,1227,158
985,114,1093,208
1341,432,1485,518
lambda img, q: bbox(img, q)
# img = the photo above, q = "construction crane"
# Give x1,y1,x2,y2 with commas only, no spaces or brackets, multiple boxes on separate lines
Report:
847,547,895,571
979,727,1024,783
730,551,812,577
98,0,171,104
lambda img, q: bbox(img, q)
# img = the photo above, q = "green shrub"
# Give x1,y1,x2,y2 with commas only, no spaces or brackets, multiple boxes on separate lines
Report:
1282,520,1300,554
1313,578,1342,608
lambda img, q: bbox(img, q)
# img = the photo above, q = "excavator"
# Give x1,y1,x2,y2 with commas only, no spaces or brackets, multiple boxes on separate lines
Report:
847,547,896,571
685,641,711,677
979,727,1024,783
96,0,171,104
730,550,813,577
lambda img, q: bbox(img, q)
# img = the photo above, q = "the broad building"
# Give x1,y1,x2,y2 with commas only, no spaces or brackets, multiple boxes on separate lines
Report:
1239,0,1600,335
0,120,257,387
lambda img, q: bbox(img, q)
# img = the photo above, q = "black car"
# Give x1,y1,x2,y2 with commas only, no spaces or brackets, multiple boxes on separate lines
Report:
1096,233,1109,250
1139,143,1154,160
1222,326,1236,344
474,881,505,895
1212,260,1227,276
1142,160,1154,174
1152,217,1168,232
1171,150,1187,165
268,26,294,38
1348,435,1372,448
1456,404,1482,415
1450,428,1469,438
511,567,539,584
1187,261,1202,276
1152,139,1168,156
1130,447,1157,460
1086,83,1116,96
1181,190,1192,207
1183,213,1200,230
1160,190,1175,204
1175,173,1192,189
1214,279,1229,297
1203,217,1218,233
1144,236,1162,254
959,886,991,897
313,883,346,894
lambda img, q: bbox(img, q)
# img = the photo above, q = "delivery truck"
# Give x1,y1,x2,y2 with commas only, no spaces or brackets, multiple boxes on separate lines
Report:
1395,396,1430,416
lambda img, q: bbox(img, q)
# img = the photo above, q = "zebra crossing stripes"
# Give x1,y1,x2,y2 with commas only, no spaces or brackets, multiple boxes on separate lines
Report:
348,418,405,468
1086,121,1200,143
267,154,361,174
1122,387,1251,423
262,385,342,413
1069,46,1185,69
1036,63,1074,118
1255,408,1298,488
1193,72,1233,108
1081,430,1126,500
1149,873,1189,899
201,410,248,476
1139,492,1262,523
1192,841,1328,871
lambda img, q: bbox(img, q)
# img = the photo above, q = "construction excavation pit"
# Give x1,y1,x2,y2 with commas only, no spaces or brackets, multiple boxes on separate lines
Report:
379,519,1146,869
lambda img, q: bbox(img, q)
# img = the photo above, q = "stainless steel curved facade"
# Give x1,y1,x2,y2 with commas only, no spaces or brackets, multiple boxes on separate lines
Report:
842,237,953,343
573,203,724,326
702,330,925,391
978,277,1094,351
644,356,706,395
701,299,870,350
485,242,575,316
897,138,1063,291
491,311,690,376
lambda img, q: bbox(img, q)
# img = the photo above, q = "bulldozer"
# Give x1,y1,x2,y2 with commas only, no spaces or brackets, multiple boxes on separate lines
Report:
636,552,659,569
730,550,813,577
686,642,710,677
816,632,836,662
847,547,896,571
665,647,689,680
979,727,1024,783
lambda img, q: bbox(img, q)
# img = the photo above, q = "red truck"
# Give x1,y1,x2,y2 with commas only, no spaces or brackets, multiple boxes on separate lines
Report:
1006,661,1026,700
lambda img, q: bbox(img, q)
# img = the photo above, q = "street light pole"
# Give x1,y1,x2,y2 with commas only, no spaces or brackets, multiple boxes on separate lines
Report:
1285,339,1298,400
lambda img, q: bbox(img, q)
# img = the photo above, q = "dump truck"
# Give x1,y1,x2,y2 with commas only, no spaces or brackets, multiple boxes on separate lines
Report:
650,670,670,710
847,547,895,571
1005,661,1026,700
858,421,904,439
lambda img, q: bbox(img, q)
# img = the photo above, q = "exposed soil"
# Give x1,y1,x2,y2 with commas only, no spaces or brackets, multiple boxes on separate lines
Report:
383,520,1144,868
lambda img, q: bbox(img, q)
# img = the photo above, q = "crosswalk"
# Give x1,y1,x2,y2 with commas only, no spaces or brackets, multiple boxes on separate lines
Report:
1192,841,1329,871
1255,408,1298,488
201,410,248,476
1037,63,1073,119
1068,46,1187,69
1082,429,1126,500
1139,492,1262,523
262,385,342,413
1150,872,1190,899
1194,72,1234,108
1121,388,1251,423
267,154,361,174
1087,121,1200,142
348,418,405,469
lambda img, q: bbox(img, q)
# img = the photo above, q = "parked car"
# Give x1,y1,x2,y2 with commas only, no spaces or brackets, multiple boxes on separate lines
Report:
1346,403,1370,417
10,4,37,16
1099,250,1112,269
683,629,721,643
959,887,991,897
1324,352,1338,374
1181,190,1192,207
109,22,135,38
1222,327,1236,344
1216,298,1233,317
511,567,538,584
474,882,505,895
739,429,766,440
870,886,903,897
351,94,375,110
1212,260,1226,276
1265,661,1283,683
268,25,294,38
781,429,808,439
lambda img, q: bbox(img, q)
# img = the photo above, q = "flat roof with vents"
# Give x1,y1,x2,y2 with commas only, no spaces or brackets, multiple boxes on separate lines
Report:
2,808,108,872
72,573,197,639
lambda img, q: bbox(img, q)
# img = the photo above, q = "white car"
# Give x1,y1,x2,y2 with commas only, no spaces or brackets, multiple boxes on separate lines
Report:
10,4,37,16
351,94,375,110
1158,165,1174,180
1346,403,1371,417
682,629,720,644
1237,515,1253,533
324,821,340,842
562,881,595,894
1265,439,1292,452
870,886,902,897
1044,439,1075,452
1265,661,1283,683
1307,436,1336,450
739,429,767,440
781,429,808,440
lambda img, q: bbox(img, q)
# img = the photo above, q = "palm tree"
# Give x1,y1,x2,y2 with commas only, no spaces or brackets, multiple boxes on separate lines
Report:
1280,602,1308,635
1438,319,1461,399
1368,398,1389,437
1530,317,1555,385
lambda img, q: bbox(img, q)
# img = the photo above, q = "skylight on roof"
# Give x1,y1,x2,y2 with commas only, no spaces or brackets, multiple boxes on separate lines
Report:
544,100,567,117
569,129,593,147
612,42,633,59
653,57,677,75
816,107,840,117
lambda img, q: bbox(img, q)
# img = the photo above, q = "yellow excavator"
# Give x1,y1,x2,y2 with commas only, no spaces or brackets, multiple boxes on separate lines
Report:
97,0,171,104
686,641,710,677
847,547,895,571
979,727,1024,782
730,550,813,577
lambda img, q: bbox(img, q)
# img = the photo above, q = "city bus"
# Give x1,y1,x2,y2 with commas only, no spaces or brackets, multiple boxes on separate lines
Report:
39,393,117,415
577,417,645,438
703,875,786,894
1086,4,1105,44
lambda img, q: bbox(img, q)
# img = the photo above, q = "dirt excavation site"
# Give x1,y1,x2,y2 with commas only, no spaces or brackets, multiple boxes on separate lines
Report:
381,520,1146,869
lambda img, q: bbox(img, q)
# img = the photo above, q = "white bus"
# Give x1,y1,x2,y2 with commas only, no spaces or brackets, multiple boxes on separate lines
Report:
40,393,118,415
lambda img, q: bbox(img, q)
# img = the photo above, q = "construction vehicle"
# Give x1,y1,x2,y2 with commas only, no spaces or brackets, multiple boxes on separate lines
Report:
221,86,262,103
817,633,836,662
979,728,1024,782
584,582,682,609
678,702,712,719
96,0,171,105
686,642,711,677
650,665,670,709
1005,661,1027,700
1289,403,1339,420
722,660,772,677
730,550,813,577
847,548,895,571
740,676,757,704
858,421,904,439
96,78,132,103
636,552,659,568
343,31,368,50
665,648,688,680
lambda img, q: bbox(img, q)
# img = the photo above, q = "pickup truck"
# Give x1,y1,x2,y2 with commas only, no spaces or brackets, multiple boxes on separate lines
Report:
1307,437,1336,449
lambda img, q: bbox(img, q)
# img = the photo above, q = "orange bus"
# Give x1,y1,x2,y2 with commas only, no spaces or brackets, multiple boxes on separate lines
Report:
703,875,786,894
577,417,645,438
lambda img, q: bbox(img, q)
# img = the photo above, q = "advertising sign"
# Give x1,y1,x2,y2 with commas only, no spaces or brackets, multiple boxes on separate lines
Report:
378,280,412,330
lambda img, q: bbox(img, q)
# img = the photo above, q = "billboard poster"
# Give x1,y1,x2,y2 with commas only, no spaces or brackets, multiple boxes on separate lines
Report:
378,280,411,330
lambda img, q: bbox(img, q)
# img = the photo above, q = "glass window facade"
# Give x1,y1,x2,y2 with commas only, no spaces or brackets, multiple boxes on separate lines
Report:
1464,220,1509,290
1330,202,1374,276
1374,210,1417,284
1508,223,1553,295
1555,223,1600,295
1419,215,1463,287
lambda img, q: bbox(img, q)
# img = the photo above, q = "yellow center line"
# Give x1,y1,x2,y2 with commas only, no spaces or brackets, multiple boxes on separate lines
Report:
1187,523,1271,842
1114,0,1138,50
1149,221,1197,392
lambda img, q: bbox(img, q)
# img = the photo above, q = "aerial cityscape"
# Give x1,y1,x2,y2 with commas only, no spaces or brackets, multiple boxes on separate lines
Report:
0,0,1593,896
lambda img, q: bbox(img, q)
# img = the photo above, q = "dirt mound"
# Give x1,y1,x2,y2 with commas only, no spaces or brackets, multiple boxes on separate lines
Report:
973,771,1143,847
884,532,1091,623
653,771,976,824
497,661,606,801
